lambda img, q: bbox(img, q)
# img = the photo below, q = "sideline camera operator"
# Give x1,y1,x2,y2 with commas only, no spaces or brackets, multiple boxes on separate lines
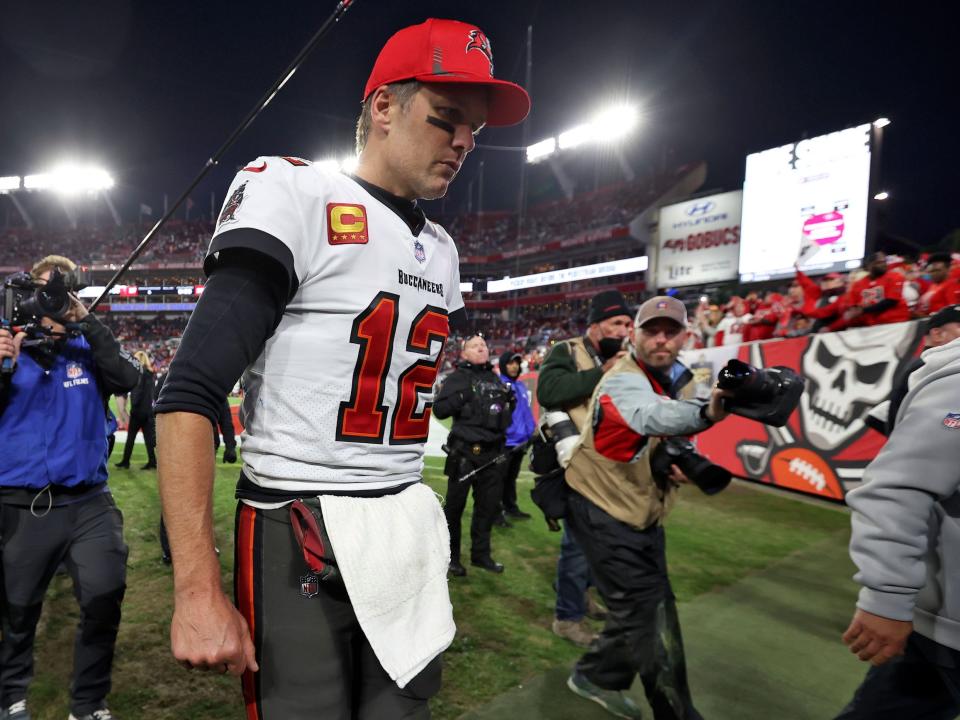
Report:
563,296,730,720
536,289,632,647
0,255,140,720
434,334,515,576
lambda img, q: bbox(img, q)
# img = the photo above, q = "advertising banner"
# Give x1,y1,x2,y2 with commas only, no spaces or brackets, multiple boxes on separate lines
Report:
680,320,923,501
656,190,742,288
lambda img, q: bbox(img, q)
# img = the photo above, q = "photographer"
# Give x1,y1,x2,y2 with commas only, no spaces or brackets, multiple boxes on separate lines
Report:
0,255,139,720
563,296,729,720
536,289,632,648
434,335,515,576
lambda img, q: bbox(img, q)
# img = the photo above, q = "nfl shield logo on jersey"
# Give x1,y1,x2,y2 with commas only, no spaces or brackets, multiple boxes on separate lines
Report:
300,574,320,599
943,413,960,430
66,363,84,379
414,239,426,264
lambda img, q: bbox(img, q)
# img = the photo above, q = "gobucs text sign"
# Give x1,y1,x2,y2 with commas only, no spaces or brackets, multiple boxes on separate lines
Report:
655,190,742,288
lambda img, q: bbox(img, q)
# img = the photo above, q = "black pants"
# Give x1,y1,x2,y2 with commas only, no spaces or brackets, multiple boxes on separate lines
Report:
566,491,701,720
499,447,525,513
834,632,960,719
234,501,441,719
0,492,128,716
214,398,236,451
120,411,156,465
443,450,503,563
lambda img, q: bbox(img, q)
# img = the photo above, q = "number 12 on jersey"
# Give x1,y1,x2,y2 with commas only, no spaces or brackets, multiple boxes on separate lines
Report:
336,291,449,445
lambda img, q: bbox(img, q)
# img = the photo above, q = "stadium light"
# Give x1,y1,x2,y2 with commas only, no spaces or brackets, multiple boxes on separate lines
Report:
24,164,114,194
525,137,556,163
873,117,891,129
591,104,640,142
0,176,21,193
558,123,593,150
340,155,359,174
874,191,889,201
528,102,640,162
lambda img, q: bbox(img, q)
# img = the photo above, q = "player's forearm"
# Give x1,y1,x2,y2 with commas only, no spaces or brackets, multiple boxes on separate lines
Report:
157,411,222,596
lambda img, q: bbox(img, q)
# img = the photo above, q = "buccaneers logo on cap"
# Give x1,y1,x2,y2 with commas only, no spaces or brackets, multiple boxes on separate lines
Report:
466,29,494,75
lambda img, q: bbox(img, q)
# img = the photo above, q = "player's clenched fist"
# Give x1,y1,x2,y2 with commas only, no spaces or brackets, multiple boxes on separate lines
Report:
171,589,259,676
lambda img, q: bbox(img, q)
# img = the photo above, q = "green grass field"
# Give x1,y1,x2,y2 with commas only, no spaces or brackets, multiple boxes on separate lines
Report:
26,447,853,719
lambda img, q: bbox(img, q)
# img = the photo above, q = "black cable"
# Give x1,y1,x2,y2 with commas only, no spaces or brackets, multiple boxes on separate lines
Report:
88,0,358,311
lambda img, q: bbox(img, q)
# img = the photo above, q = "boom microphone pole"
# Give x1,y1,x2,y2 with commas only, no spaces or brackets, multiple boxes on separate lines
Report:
88,0,358,311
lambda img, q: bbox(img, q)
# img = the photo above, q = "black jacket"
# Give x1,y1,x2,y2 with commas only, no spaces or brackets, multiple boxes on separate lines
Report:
434,360,515,445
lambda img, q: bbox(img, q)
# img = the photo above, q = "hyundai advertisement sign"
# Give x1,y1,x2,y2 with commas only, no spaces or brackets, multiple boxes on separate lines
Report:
656,190,742,288
738,124,872,282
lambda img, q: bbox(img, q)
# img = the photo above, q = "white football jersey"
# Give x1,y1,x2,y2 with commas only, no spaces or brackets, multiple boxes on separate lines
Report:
208,157,463,494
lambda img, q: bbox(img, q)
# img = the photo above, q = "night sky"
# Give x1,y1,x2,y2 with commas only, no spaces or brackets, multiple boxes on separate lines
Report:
1,0,956,248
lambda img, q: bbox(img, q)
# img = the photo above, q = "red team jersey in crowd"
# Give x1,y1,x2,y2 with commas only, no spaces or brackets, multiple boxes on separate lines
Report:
208,157,463,496
847,271,911,326
916,280,960,316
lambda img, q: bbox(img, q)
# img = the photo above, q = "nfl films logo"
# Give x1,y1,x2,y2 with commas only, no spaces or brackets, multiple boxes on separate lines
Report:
300,574,320,599
414,239,426,264
66,363,84,379
943,413,960,430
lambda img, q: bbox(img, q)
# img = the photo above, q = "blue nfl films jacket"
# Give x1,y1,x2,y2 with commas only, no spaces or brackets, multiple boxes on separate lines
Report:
0,335,113,489
499,367,536,448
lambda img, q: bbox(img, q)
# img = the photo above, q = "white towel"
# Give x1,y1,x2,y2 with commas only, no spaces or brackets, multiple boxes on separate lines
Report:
318,483,455,688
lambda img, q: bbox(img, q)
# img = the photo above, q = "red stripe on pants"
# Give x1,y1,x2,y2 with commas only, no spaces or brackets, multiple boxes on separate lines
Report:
237,503,260,720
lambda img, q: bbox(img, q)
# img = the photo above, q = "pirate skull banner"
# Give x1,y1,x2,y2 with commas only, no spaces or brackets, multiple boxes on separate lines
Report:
680,320,924,501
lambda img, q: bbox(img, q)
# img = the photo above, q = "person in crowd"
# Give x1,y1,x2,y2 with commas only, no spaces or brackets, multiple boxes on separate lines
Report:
434,335,516,575
714,295,752,345
562,296,731,720
154,18,529,717
836,318,960,719
114,350,157,470
536,289,633,647
795,267,848,332
915,252,959,317
493,350,535,527
695,302,723,348
0,255,139,720
840,252,911,330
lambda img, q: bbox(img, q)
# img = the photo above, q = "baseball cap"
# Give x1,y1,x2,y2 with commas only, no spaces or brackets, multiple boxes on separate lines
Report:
588,290,632,324
363,18,531,127
927,304,960,331
635,296,687,328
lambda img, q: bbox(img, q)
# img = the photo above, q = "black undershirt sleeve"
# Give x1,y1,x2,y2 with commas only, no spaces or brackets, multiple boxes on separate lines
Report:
154,247,288,425
449,307,468,333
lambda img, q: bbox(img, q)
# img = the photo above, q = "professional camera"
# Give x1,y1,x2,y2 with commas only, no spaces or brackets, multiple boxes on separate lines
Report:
716,358,804,427
2,267,90,326
539,410,580,468
649,437,732,495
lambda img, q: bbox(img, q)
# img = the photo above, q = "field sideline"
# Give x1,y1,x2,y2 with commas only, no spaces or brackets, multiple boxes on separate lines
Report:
27,445,861,719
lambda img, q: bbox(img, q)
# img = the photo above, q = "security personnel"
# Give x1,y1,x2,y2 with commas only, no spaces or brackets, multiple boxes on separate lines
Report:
434,334,515,576
0,255,139,720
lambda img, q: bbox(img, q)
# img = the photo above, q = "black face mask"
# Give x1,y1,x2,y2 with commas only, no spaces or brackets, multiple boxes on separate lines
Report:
597,336,623,360
822,286,845,298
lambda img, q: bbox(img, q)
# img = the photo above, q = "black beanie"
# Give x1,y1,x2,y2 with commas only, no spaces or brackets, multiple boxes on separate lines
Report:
588,290,631,325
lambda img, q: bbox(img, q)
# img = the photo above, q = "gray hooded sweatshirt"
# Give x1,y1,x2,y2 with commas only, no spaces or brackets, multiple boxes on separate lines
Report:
847,335,960,650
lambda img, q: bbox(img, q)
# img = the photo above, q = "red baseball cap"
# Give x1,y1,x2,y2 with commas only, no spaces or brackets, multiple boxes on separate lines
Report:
363,18,531,127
